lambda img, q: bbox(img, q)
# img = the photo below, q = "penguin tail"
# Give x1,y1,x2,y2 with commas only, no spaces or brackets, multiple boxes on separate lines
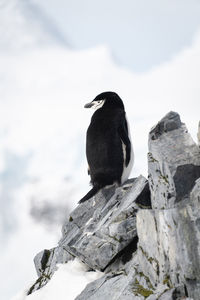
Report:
78,184,100,204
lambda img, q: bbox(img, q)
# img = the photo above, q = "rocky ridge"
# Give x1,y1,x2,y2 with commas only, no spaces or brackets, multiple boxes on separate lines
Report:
28,112,200,299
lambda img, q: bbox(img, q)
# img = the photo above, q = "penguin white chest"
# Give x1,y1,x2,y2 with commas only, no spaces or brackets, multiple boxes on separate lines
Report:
121,119,134,184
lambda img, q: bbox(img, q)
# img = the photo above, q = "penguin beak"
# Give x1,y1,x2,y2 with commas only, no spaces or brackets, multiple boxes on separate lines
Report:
84,102,94,108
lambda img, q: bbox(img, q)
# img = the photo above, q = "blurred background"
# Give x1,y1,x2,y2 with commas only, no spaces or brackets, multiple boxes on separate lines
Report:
0,0,200,299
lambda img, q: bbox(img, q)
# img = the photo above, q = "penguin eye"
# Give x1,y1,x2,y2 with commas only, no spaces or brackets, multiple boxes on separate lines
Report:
97,100,104,104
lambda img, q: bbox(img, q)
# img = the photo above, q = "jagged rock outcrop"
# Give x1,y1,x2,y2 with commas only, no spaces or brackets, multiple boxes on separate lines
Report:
137,179,200,299
148,111,200,209
60,176,149,271
28,176,150,294
28,112,200,300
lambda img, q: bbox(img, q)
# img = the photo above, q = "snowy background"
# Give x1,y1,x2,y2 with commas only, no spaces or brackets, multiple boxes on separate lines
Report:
0,0,200,299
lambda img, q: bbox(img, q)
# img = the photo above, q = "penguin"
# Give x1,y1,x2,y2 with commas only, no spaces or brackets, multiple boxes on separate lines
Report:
79,91,134,204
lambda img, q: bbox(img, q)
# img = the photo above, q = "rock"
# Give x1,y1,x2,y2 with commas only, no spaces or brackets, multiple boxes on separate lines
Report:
147,285,189,300
75,251,186,300
28,112,200,300
28,176,150,294
75,272,140,300
136,178,200,299
148,111,200,209
75,254,150,300
150,111,183,140
59,176,149,271
33,249,54,278
27,246,74,294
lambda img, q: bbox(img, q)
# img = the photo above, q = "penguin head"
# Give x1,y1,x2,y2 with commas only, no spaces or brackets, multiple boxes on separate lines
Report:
84,92,124,111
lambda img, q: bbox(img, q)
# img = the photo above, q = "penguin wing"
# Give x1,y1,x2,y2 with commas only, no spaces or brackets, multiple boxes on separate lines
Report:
118,114,131,167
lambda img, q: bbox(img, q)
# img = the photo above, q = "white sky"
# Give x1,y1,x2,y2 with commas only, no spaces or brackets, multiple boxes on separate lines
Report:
33,0,200,71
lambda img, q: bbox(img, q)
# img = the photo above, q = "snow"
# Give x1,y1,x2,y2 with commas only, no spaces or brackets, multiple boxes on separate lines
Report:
11,258,103,300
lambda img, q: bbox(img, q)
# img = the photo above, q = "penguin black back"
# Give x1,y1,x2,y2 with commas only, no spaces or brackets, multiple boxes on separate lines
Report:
79,92,133,203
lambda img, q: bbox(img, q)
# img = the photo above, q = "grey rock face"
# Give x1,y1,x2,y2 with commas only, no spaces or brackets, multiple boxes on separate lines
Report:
75,272,139,300
148,111,200,209
59,176,148,271
150,111,183,140
147,286,188,300
29,176,150,294
137,178,200,300
28,246,74,294
28,112,200,300
75,254,142,300
75,251,187,300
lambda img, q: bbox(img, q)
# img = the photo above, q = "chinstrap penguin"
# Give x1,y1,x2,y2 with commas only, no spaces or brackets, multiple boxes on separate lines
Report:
79,91,134,203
